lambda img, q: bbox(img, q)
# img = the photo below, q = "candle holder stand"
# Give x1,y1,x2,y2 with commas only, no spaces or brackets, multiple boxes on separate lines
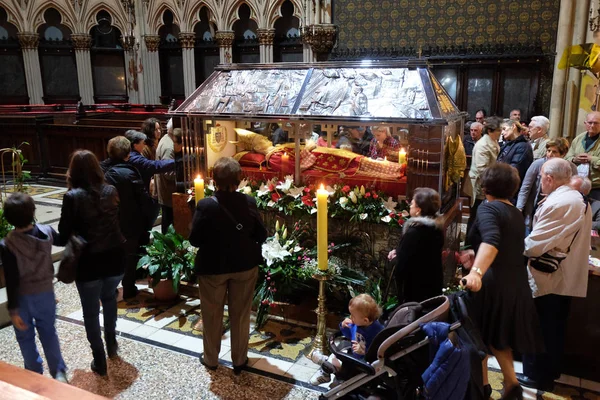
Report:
304,273,331,359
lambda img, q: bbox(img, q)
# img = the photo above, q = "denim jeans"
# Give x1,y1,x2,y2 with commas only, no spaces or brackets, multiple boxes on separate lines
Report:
14,291,66,377
76,275,123,355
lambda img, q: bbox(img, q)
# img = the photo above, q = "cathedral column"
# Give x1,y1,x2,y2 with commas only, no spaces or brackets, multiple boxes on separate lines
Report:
121,35,140,104
143,35,161,104
257,29,275,63
71,34,94,105
179,32,196,97
216,31,234,64
17,33,44,105
548,1,575,138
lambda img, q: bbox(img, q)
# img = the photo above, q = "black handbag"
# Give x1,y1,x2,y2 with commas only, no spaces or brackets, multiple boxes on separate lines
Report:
56,189,87,283
529,228,580,274
57,235,87,283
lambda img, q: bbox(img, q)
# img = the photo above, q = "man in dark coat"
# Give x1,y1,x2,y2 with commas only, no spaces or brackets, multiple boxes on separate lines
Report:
101,136,156,299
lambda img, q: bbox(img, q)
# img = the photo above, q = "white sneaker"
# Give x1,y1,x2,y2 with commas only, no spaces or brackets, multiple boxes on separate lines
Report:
310,351,328,366
309,369,332,385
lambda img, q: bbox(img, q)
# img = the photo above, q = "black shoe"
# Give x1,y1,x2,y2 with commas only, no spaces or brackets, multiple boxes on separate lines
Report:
483,384,492,399
517,375,554,392
123,287,139,299
106,336,119,359
233,358,248,375
91,359,107,376
200,355,217,371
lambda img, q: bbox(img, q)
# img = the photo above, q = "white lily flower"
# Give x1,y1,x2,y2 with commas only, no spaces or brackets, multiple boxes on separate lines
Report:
382,196,398,213
276,178,293,192
310,208,317,214
207,180,215,191
261,237,291,266
293,245,302,253
257,183,271,197
401,210,410,217
359,213,368,220
243,186,252,195
288,186,305,198
360,185,366,196
267,200,276,207
339,197,348,207
349,191,358,204
381,215,392,223
325,185,336,195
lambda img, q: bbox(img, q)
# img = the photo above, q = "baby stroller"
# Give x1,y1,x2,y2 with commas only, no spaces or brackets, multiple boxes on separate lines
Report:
318,294,484,400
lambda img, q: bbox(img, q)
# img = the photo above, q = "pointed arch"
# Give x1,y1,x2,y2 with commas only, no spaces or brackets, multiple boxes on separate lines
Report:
30,2,77,33
266,0,304,28
148,3,181,34
223,1,259,31
0,2,24,32
186,1,218,32
80,2,127,35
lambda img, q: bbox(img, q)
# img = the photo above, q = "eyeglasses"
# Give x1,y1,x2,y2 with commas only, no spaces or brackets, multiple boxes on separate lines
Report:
585,121,600,125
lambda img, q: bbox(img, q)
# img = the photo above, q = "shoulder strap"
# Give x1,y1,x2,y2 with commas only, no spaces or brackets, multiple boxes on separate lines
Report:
210,196,243,231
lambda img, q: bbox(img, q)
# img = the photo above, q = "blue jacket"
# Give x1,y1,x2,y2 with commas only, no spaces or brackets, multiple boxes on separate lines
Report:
340,320,384,359
421,322,469,400
128,150,175,193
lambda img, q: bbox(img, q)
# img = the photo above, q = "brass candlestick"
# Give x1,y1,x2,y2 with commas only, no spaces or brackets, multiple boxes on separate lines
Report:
304,273,331,359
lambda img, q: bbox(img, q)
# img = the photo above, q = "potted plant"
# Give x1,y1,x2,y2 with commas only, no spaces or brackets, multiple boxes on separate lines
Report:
137,225,196,301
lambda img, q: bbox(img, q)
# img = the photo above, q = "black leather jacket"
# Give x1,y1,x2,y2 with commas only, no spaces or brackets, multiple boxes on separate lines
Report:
101,159,156,240
58,185,125,254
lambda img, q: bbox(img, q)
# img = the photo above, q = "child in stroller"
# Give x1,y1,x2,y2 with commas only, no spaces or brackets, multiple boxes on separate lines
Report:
310,294,385,385
314,295,479,400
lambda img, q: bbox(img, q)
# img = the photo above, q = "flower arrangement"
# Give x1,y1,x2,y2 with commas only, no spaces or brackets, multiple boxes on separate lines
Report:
253,220,367,328
204,175,410,227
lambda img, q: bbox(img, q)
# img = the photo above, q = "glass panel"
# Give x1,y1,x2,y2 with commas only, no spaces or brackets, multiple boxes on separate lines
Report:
281,52,303,62
40,54,79,96
168,53,184,96
432,68,457,101
466,68,493,119
201,55,220,83
501,68,533,121
92,52,126,95
0,54,27,96
239,52,259,63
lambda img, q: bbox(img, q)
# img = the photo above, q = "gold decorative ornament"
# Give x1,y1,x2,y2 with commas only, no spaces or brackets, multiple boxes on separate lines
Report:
208,126,228,153
301,24,337,55
303,273,330,359
257,29,275,45
178,32,196,48
17,33,39,50
71,34,92,50
144,35,160,52
215,31,235,47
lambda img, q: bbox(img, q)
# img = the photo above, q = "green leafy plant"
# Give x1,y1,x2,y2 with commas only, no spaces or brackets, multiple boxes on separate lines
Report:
137,225,196,293
1,142,31,193
0,208,13,240
253,220,366,328
349,278,399,313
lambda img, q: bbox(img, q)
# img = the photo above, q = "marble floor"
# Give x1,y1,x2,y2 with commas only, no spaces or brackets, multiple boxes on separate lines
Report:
0,185,599,399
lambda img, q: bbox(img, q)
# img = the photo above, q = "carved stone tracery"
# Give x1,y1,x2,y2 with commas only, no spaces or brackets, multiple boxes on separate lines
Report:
178,32,196,48
17,32,39,50
144,35,161,52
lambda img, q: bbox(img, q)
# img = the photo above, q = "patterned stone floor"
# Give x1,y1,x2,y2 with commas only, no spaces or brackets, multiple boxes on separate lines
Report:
0,185,599,399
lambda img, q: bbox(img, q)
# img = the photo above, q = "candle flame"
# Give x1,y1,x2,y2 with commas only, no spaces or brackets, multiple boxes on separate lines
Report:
319,183,325,190
196,174,202,180
400,148,406,154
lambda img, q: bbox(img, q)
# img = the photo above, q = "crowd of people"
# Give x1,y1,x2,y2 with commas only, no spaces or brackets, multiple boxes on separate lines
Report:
0,110,596,400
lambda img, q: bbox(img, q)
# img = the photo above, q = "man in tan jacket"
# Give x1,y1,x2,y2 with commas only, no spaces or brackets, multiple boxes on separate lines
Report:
520,158,591,391
564,111,600,200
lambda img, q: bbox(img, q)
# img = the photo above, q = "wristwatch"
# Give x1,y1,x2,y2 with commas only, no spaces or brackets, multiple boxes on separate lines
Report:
472,267,483,277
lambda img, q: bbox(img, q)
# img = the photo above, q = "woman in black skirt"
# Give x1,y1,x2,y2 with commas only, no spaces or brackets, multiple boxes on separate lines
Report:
460,163,541,400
